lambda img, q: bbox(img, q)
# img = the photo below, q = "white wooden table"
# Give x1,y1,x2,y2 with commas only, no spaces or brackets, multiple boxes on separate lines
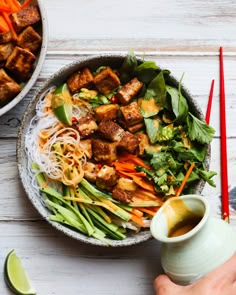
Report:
1,0,236,294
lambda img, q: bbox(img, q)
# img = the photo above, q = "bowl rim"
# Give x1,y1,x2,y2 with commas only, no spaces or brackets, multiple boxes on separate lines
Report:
16,54,210,247
0,0,48,117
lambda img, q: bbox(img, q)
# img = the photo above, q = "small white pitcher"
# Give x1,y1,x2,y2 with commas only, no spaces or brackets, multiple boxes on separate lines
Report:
150,194,236,285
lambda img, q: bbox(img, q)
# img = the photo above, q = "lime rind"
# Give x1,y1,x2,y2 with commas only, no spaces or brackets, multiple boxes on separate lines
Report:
4,250,36,295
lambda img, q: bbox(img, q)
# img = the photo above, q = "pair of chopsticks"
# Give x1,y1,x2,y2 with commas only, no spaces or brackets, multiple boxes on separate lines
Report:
206,47,229,222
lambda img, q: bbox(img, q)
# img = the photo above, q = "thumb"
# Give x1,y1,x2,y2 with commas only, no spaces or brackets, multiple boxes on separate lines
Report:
153,274,180,294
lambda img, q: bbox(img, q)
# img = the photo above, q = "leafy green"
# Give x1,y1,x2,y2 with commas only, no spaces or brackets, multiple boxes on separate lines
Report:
144,117,161,144
120,50,138,83
187,112,215,144
172,140,207,162
144,71,166,106
134,61,159,84
196,168,217,187
166,84,189,124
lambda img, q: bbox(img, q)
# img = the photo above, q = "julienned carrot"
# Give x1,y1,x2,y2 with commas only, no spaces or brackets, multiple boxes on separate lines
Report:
176,162,195,197
0,4,11,12
20,0,32,9
11,0,21,9
0,14,9,31
137,207,157,216
118,153,151,170
117,170,146,178
2,12,17,39
130,214,145,227
131,208,143,218
7,0,20,12
130,175,156,193
113,162,137,172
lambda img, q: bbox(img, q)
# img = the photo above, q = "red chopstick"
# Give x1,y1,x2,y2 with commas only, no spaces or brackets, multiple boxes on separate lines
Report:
205,79,215,124
219,46,229,222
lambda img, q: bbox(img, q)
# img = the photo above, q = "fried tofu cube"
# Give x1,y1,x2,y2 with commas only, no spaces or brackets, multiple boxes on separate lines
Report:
137,133,149,156
17,26,42,52
92,139,118,163
96,165,118,190
98,120,124,142
67,68,94,93
116,77,143,105
0,43,14,62
5,46,36,81
127,122,144,133
0,69,21,104
120,101,143,127
117,131,138,154
82,162,99,183
0,31,13,44
94,104,119,122
11,6,41,32
75,114,98,138
94,67,120,95
112,186,133,204
79,139,93,159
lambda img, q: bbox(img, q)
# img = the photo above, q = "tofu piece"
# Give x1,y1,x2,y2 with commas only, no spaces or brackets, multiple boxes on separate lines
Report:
112,186,133,204
94,67,120,95
120,101,143,127
96,165,118,191
82,162,99,183
92,139,118,163
17,26,42,52
137,133,149,156
67,68,94,93
0,31,13,44
98,120,124,142
0,43,14,62
75,114,98,138
117,178,137,191
127,122,144,133
94,104,119,122
11,6,41,32
0,69,21,104
116,77,143,105
117,131,138,154
79,139,93,159
5,46,36,81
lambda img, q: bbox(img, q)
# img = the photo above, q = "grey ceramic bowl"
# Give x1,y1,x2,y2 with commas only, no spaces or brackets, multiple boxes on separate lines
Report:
0,0,48,116
17,54,210,247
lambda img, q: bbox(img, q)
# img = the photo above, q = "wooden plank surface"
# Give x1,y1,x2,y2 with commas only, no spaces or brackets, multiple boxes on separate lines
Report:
0,0,236,294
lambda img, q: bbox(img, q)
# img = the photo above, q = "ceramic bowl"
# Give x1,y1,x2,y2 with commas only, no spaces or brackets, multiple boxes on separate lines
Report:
17,54,210,247
0,0,48,116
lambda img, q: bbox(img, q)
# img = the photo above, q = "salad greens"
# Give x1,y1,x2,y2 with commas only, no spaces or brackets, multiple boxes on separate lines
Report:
120,51,216,194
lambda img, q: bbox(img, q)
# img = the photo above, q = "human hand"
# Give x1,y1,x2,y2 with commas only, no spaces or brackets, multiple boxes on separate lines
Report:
154,254,236,295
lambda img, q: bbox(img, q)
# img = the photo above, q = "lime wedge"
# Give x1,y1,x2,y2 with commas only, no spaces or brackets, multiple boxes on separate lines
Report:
4,250,36,295
52,83,72,125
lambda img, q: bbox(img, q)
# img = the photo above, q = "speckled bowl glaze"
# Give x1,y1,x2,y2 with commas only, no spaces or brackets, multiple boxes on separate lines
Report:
17,54,211,247
0,0,48,116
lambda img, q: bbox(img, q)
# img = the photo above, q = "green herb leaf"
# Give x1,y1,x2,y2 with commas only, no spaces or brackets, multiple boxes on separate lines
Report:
166,83,189,124
187,112,215,144
120,50,138,83
144,71,166,106
134,61,159,84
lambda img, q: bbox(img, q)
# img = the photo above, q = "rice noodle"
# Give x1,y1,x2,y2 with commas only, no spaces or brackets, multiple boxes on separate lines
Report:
25,87,87,187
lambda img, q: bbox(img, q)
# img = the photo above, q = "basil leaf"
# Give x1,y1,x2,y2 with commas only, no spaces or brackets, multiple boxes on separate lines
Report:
166,84,189,124
144,71,166,106
120,51,138,83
